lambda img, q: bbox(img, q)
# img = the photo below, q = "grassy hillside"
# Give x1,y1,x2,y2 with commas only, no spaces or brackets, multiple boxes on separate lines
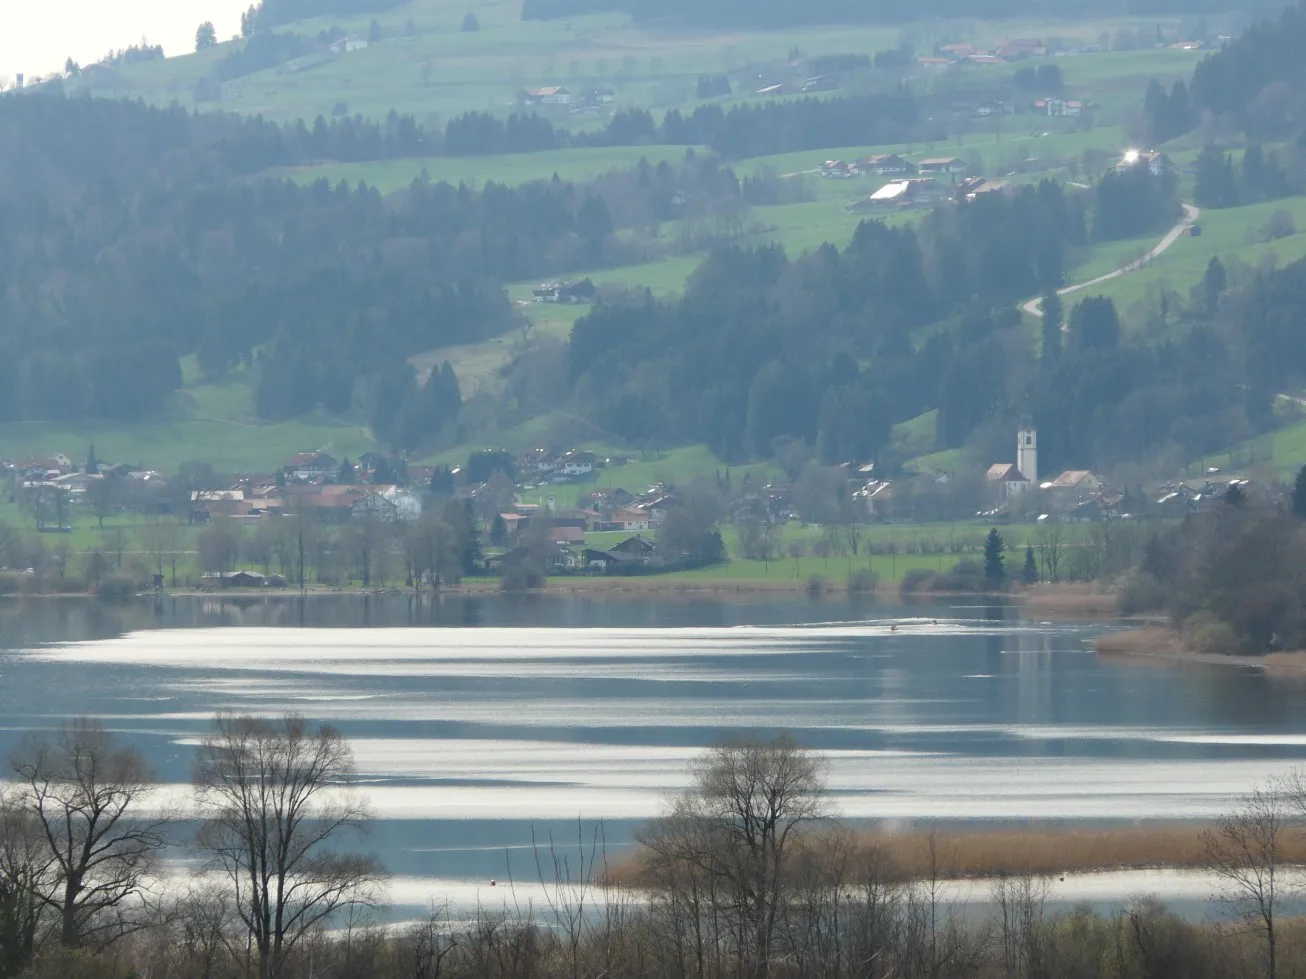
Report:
269,144,701,191
66,2,1204,128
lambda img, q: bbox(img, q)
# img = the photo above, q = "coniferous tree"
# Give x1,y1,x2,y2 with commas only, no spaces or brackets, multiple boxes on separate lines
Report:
1022,545,1038,583
1293,465,1306,519
1041,291,1062,364
1203,256,1227,315
984,528,1006,584
195,21,218,51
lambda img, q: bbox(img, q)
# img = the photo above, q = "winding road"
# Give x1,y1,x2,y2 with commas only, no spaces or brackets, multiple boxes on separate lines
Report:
1022,203,1201,318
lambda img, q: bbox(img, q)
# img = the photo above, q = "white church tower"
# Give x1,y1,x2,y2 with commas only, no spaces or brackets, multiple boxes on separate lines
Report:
1017,428,1038,484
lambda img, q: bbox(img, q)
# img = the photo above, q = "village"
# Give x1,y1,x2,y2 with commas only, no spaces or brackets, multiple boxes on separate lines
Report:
0,426,1263,589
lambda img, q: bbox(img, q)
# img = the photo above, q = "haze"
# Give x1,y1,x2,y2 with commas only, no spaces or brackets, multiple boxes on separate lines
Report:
3,0,250,78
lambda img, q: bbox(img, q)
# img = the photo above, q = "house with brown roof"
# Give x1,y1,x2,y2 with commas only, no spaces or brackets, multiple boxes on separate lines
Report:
284,452,337,481
610,507,651,532
918,157,968,175
1047,470,1102,493
861,154,916,176
986,463,1030,499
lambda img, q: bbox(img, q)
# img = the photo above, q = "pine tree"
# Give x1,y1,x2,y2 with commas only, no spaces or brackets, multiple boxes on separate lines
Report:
85,443,98,474
337,458,356,484
1022,545,1038,583
1203,256,1227,315
1294,465,1306,519
195,21,217,51
491,513,509,546
1040,291,1062,364
984,528,1006,584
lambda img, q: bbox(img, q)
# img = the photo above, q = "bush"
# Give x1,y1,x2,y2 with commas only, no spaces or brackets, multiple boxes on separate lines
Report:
932,559,987,593
1182,610,1242,654
847,568,878,594
500,562,545,593
96,574,140,603
900,567,936,595
462,11,480,31
806,574,826,597
1261,208,1296,241
0,571,22,595
1115,569,1166,616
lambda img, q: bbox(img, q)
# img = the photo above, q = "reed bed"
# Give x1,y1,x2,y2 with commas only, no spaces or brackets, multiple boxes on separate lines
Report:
607,823,1306,886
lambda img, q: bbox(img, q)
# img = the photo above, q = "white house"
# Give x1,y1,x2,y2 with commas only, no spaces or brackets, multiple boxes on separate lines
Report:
557,450,596,478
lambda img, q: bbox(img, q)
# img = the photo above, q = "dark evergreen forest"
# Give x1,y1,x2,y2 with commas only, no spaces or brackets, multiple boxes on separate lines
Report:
0,95,625,448
566,174,1283,474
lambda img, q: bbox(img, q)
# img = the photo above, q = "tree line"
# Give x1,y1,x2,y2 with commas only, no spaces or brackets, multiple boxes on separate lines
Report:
5,726,1306,979
1119,467,1306,653
126,92,924,169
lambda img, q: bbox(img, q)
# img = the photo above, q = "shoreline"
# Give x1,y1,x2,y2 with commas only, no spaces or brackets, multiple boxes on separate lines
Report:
5,579,1119,617
1095,627,1306,674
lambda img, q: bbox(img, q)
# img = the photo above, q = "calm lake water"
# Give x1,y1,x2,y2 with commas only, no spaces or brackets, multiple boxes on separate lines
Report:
3,593,1306,911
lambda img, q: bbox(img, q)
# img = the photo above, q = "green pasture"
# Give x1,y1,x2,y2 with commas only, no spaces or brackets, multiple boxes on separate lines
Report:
270,144,703,192
1091,196,1306,316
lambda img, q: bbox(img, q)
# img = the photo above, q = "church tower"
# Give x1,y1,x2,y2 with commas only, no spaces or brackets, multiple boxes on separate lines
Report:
1017,428,1038,484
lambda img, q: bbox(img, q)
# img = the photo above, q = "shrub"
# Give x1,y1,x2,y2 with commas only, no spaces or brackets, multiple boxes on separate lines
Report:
0,571,22,595
932,559,987,592
462,11,480,31
96,574,140,603
500,562,545,593
1182,610,1242,654
1261,208,1296,241
900,567,936,595
1115,569,1166,616
847,569,878,594
806,574,826,597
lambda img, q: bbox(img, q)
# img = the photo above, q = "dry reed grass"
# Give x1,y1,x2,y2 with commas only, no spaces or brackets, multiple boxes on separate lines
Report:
1094,627,1185,658
875,824,1306,878
1020,583,1118,618
606,823,1306,886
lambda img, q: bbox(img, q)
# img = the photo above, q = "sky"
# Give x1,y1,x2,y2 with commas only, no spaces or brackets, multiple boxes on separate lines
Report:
3,0,251,80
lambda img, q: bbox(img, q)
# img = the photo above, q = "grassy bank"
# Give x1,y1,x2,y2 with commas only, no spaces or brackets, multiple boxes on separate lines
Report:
1096,627,1306,674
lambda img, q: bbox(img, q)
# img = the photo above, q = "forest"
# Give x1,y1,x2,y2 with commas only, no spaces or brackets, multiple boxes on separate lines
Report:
563,170,1253,476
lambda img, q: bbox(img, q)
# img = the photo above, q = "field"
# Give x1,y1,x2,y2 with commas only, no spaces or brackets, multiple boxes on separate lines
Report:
64,2,1207,127
269,144,703,192
1092,195,1306,316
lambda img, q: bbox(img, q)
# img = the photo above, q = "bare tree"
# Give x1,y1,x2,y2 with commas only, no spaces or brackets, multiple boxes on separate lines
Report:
0,788,54,976
1203,782,1288,979
192,713,384,979
8,720,168,949
638,736,829,979
1034,519,1066,583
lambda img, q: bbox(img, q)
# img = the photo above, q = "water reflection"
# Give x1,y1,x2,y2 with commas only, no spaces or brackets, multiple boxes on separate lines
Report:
3,593,1306,890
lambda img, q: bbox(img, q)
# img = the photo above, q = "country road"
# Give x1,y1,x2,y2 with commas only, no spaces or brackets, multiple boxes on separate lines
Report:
1022,203,1201,318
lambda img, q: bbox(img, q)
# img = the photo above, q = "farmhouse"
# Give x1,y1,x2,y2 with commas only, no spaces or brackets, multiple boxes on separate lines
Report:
284,451,337,481
863,177,948,208
521,86,572,106
860,154,915,176
532,279,597,304
918,157,968,175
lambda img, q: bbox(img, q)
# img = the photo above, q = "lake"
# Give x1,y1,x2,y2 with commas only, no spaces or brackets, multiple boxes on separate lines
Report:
3,593,1305,913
